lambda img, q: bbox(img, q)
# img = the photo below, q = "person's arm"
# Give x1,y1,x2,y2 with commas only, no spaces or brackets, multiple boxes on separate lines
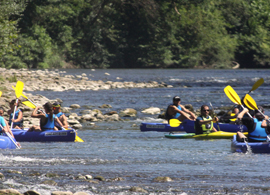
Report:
261,118,269,128
170,105,191,119
60,115,69,129
31,106,45,118
180,105,196,120
4,119,15,138
55,117,64,130
198,117,218,125
237,108,249,119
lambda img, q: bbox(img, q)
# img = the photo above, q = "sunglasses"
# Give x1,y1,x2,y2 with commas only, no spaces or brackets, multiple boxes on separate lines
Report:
203,110,210,112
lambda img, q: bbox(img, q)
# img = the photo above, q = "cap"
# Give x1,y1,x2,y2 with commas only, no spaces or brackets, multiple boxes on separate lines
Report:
52,102,61,108
173,96,181,101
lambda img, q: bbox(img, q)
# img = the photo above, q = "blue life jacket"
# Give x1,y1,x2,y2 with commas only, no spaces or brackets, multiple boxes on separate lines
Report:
0,116,5,135
56,112,64,118
41,114,56,131
166,104,182,121
9,109,23,128
249,119,268,142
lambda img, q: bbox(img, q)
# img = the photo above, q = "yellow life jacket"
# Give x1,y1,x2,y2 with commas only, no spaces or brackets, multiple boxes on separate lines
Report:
230,113,236,121
201,116,213,134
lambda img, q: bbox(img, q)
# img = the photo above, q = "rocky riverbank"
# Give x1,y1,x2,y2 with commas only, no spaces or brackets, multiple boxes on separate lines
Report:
0,68,176,129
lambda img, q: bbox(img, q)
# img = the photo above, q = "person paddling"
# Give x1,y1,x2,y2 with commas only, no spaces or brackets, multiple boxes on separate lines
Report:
236,106,270,142
195,105,218,135
52,102,69,130
165,96,196,122
7,99,23,129
28,102,64,132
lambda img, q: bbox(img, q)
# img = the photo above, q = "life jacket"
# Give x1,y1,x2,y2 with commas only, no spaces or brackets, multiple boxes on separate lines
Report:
9,109,23,128
230,113,236,122
0,116,5,135
195,115,213,135
40,114,56,131
165,104,181,121
201,116,213,134
249,119,268,142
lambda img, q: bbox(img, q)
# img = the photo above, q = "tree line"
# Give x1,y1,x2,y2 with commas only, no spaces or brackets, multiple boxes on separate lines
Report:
1,0,270,69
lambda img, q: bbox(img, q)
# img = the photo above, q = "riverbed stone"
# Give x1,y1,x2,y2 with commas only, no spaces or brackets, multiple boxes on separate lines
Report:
45,172,59,178
119,108,137,117
129,186,148,193
70,104,81,109
153,176,173,182
0,173,4,180
94,175,105,181
41,180,58,186
99,104,112,108
0,189,22,195
51,191,73,195
23,190,41,195
7,170,22,174
141,107,161,115
73,192,89,195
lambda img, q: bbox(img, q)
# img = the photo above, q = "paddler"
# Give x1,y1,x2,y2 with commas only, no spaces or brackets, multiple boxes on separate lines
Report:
52,102,69,130
165,96,196,122
7,99,23,129
0,107,16,138
236,106,270,142
195,105,218,135
28,102,64,132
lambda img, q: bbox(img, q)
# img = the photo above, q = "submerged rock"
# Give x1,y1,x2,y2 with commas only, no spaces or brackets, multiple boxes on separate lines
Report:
119,108,137,117
153,176,173,182
129,186,148,193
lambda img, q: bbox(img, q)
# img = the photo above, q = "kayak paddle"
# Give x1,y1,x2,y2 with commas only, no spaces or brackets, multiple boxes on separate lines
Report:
224,85,252,118
209,102,220,131
247,78,264,94
169,119,182,127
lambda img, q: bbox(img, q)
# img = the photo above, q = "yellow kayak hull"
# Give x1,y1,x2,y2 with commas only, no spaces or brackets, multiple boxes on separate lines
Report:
193,131,248,139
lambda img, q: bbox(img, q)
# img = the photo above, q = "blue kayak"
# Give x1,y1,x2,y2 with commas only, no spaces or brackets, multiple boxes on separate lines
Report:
140,119,247,133
0,135,17,149
12,129,76,142
231,135,270,154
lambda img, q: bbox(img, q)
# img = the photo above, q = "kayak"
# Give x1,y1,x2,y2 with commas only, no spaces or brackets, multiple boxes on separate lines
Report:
165,132,195,139
12,128,76,142
0,135,17,149
141,119,247,133
165,131,248,139
231,135,270,153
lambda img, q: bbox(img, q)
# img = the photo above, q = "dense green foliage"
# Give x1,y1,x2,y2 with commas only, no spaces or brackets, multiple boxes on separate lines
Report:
1,0,270,69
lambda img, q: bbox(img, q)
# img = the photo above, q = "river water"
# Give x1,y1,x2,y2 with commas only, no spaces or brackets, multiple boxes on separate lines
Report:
1,69,270,194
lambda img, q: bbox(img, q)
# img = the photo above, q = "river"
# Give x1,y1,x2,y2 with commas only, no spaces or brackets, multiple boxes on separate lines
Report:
1,69,270,194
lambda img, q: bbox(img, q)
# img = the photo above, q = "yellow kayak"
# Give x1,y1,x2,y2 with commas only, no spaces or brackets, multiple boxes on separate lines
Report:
193,131,248,139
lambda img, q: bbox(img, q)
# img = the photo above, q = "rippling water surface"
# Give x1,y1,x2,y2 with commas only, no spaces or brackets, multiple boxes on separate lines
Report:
1,69,270,194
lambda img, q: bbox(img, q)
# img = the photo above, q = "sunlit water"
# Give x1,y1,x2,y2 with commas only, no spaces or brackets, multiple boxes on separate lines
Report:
1,69,270,194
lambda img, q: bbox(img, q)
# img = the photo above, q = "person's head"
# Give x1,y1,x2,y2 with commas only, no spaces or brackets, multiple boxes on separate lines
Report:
10,99,20,108
0,107,4,116
52,102,61,113
173,96,181,105
43,102,54,120
200,105,210,116
255,106,264,121
233,107,239,114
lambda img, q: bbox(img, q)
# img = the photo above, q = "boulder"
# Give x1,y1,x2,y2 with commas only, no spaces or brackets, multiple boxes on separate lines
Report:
51,192,73,195
119,108,137,117
141,107,161,115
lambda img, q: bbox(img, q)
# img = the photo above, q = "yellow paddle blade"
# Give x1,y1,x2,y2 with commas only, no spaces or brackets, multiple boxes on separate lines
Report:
75,135,84,142
243,94,258,110
15,81,24,98
22,100,36,109
0,91,2,97
250,78,264,92
169,119,182,127
224,85,241,105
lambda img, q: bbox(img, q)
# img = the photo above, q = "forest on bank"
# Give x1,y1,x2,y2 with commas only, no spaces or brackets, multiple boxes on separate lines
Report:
1,0,270,69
